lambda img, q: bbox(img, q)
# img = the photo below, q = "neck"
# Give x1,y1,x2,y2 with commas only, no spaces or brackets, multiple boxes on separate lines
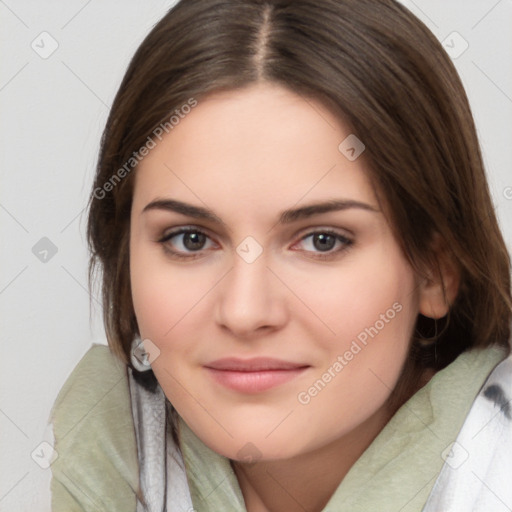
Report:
231,403,394,512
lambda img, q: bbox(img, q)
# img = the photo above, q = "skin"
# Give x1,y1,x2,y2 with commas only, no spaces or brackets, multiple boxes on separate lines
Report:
129,82,456,511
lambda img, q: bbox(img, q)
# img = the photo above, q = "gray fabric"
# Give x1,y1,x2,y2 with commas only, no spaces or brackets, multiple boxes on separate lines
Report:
128,370,194,512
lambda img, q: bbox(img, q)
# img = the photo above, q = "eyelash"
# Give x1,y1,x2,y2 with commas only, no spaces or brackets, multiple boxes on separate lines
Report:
157,226,354,261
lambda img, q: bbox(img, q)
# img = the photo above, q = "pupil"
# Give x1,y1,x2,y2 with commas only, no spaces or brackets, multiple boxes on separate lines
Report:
184,232,205,250
314,233,335,251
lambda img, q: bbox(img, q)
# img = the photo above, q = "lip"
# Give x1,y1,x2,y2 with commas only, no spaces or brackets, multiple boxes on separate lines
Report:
204,357,310,393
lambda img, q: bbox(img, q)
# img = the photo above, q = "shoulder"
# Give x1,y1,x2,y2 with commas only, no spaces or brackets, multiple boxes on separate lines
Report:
49,344,139,511
51,344,127,419
422,346,512,510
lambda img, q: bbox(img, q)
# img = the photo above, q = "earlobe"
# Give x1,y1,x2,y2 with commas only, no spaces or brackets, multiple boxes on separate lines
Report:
418,233,460,319
418,281,451,319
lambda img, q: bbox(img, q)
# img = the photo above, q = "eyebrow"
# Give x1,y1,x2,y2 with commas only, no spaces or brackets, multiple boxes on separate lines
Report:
142,198,379,226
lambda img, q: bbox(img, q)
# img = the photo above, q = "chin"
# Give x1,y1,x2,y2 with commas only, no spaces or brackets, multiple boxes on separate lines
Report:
187,420,311,462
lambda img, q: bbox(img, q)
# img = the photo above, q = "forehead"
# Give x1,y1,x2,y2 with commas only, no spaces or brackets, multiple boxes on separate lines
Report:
132,83,377,216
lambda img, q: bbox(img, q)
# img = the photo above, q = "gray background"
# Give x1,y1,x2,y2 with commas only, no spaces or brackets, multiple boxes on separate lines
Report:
1,0,511,510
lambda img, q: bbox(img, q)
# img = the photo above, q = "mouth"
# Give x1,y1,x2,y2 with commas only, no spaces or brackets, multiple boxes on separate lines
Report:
204,357,310,393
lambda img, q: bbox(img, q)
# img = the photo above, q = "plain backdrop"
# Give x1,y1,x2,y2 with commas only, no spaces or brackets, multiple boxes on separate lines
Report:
1,1,511,510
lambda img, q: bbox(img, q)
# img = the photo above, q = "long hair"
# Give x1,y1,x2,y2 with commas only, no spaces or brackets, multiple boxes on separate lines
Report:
87,0,511,411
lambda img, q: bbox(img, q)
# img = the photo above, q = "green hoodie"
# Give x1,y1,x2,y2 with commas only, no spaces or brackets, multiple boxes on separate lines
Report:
49,343,508,511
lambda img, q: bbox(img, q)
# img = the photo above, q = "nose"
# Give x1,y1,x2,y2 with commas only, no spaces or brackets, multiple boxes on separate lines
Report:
215,253,288,338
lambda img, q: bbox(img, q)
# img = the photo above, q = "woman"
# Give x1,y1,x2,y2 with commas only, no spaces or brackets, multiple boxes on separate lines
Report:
49,0,512,510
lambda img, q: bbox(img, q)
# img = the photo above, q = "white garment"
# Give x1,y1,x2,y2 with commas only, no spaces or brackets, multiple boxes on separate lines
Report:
423,353,512,511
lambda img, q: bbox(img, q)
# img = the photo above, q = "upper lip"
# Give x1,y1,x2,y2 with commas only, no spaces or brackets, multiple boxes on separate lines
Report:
204,357,309,372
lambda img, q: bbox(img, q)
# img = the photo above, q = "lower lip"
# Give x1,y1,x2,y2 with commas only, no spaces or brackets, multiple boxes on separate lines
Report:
204,367,308,393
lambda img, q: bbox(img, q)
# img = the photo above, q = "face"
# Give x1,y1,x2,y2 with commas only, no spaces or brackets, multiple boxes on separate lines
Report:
129,82,422,461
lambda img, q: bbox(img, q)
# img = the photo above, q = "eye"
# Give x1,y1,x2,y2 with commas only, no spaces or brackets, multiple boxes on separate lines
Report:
158,227,217,259
292,230,353,260
157,226,353,261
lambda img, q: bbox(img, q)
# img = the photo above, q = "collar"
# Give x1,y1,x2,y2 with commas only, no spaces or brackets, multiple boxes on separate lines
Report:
177,345,508,511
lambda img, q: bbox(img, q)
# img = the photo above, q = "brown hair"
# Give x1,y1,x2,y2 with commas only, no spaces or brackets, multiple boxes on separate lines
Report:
87,0,511,409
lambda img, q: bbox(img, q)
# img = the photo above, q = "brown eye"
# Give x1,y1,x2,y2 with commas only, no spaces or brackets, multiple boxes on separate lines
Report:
293,230,353,260
180,231,207,251
158,227,216,259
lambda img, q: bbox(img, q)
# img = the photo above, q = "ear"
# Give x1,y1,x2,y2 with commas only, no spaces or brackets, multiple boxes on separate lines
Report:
418,232,460,319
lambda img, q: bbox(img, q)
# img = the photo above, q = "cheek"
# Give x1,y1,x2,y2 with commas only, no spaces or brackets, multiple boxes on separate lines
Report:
129,240,214,356
288,246,417,354
289,260,417,445
290,273,417,457
290,249,418,414
130,243,171,340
